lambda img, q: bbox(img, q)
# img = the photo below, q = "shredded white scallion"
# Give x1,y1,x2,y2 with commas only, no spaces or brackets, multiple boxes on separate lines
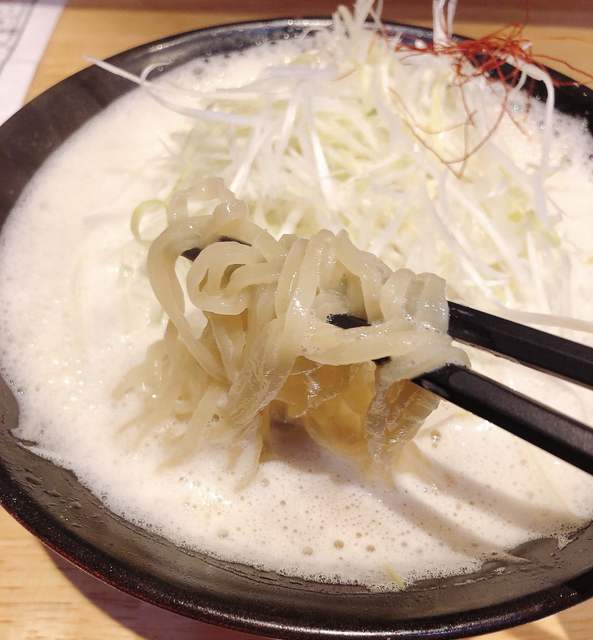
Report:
92,0,593,337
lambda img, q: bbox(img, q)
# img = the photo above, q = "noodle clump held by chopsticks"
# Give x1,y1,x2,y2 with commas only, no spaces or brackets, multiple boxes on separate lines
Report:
117,177,468,483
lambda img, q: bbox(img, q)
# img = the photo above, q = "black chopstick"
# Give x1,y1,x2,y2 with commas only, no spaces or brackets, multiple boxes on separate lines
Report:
448,301,593,391
414,364,593,476
326,308,593,477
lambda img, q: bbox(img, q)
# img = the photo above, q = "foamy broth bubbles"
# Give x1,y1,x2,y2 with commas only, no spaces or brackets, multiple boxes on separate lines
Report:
2,38,593,589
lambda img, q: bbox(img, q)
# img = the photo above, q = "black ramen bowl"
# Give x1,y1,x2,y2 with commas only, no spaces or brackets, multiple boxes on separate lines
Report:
1,18,593,640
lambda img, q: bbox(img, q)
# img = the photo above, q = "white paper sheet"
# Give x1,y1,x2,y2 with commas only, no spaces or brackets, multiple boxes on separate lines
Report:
0,0,65,124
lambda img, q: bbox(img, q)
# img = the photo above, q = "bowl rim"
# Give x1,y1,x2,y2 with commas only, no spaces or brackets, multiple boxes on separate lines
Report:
1,16,593,640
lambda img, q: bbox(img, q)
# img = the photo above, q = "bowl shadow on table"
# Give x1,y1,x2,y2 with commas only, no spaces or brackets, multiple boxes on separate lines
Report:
44,524,585,640
46,549,264,640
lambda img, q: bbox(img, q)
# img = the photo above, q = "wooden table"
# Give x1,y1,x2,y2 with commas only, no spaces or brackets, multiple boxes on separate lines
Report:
3,1,593,638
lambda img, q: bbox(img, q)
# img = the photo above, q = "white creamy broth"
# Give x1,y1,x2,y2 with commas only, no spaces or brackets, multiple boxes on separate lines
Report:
2,38,593,589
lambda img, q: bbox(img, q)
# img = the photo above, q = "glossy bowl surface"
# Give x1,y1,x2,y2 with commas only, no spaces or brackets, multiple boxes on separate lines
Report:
1,18,593,640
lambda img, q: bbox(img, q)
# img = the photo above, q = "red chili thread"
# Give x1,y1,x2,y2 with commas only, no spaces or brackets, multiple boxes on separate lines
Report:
386,15,593,177
395,20,593,90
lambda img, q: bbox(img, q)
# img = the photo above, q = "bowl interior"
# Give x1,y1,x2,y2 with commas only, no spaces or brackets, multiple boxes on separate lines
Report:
2,18,593,640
